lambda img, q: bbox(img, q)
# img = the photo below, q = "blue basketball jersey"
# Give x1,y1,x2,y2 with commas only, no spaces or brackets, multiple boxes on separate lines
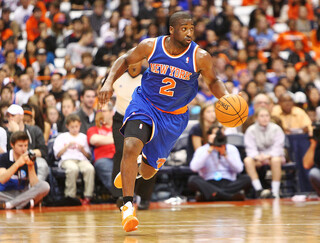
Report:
141,36,200,112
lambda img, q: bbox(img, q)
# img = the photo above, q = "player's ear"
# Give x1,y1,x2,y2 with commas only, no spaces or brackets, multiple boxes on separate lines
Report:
169,26,174,35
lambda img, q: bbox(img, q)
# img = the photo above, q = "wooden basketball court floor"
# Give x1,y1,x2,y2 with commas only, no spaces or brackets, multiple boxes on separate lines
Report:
0,198,319,243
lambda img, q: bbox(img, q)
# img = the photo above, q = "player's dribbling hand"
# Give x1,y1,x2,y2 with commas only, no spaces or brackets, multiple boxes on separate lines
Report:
98,78,113,106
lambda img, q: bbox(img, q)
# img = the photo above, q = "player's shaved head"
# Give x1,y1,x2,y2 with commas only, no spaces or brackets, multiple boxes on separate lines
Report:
169,11,192,27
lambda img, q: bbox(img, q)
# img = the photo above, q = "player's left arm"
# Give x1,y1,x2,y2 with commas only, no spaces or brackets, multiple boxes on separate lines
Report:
196,48,229,99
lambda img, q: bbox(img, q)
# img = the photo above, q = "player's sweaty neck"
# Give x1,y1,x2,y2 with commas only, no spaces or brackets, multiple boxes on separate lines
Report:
165,36,189,56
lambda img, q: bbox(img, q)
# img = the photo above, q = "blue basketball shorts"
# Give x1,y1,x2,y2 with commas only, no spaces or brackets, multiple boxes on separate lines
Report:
120,88,189,170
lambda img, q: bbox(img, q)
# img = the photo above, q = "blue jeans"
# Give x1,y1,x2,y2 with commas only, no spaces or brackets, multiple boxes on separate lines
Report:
94,158,113,191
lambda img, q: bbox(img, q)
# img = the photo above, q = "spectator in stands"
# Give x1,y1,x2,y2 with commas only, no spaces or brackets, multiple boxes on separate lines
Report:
155,6,169,36
116,25,136,51
305,86,320,111
276,19,310,53
296,5,312,37
303,128,320,197
1,7,19,37
6,104,49,181
244,107,285,198
87,103,115,193
138,0,157,29
272,92,312,135
249,15,274,51
118,3,133,38
49,72,65,107
242,93,282,132
17,41,37,69
248,0,274,29
25,7,52,42
0,86,13,105
43,93,57,118
49,12,67,48
189,124,251,201
53,114,94,205
15,73,34,106
31,48,55,80
67,88,81,110
287,40,315,70
4,50,23,78
100,10,121,40
0,131,50,210
93,31,119,67
58,95,76,133
254,69,274,93
66,31,94,66
46,106,60,140
287,0,314,22
187,103,219,164
75,88,96,134
0,19,13,43
64,17,84,47
13,0,33,32
0,100,10,127
207,4,241,37
226,19,244,51
89,0,107,36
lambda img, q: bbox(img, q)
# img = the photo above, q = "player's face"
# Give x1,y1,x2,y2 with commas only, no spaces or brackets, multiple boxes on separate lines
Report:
171,19,194,47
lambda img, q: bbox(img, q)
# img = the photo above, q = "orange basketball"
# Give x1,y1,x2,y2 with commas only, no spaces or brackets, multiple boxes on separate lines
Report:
215,94,249,127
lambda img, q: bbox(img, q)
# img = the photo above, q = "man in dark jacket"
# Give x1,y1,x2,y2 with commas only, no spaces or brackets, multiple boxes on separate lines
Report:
6,104,49,181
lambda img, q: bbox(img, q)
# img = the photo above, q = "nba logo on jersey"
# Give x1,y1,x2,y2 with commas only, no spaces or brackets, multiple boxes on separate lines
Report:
139,123,143,129
186,57,189,63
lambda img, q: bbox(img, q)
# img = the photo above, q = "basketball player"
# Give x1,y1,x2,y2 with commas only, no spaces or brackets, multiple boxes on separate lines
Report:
98,11,229,232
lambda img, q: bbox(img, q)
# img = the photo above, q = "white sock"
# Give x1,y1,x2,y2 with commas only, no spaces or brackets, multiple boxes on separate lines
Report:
272,181,281,197
5,202,13,209
252,179,263,191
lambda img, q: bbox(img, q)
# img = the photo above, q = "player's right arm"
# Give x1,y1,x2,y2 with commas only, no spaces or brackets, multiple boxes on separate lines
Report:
98,38,156,105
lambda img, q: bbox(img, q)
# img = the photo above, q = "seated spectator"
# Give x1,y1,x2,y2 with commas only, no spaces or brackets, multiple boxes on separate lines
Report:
0,131,50,209
66,31,94,66
87,103,115,193
63,17,84,47
249,15,274,51
53,114,94,204
287,40,315,71
48,72,65,107
93,31,119,67
75,88,96,134
244,107,286,198
187,103,219,164
276,19,310,53
25,7,52,42
31,48,55,80
303,128,320,197
6,104,49,181
272,92,312,135
57,95,76,133
46,106,60,140
15,73,34,106
188,124,251,201
296,5,312,37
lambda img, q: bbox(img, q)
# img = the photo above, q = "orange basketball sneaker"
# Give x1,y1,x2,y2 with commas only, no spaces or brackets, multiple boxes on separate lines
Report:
121,202,139,232
114,155,142,189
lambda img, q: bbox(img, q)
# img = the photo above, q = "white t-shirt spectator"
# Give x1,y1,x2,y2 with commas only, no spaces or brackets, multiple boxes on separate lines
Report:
13,5,33,30
15,89,34,106
53,132,91,167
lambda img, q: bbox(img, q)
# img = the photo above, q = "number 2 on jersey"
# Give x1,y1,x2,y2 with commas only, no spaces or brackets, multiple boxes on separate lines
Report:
159,78,176,97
